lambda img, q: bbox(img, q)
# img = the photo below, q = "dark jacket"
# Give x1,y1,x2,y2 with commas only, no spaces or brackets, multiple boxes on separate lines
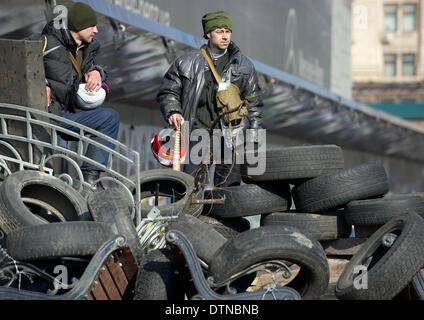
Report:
156,42,264,130
41,20,106,116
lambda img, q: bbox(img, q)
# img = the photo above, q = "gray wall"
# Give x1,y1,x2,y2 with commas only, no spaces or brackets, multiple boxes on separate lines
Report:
108,0,334,90
331,0,352,99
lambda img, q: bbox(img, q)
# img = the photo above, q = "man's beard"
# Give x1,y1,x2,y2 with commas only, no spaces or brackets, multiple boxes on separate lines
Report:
82,36,93,44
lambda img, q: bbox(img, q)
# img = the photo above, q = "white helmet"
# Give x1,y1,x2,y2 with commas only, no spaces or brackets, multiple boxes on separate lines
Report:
75,82,109,110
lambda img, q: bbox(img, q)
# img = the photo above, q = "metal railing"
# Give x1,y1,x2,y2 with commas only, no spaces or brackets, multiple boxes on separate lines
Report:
0,103,143,226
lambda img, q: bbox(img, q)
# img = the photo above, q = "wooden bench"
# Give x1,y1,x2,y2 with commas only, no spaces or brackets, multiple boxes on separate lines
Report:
0,236,138,300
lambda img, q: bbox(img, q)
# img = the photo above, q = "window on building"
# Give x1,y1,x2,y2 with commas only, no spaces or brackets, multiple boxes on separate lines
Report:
384,4,398,31
384,54,397,76
403,3,417,31
402,53,416,76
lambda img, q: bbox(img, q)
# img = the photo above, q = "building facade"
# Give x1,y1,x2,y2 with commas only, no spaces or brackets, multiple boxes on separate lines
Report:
352,0,424,124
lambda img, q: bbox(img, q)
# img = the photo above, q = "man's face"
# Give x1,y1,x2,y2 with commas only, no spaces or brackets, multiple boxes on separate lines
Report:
77,25,98,44
208,28,232,50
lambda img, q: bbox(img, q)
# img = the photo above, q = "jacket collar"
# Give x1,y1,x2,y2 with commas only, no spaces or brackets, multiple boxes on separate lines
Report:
228,41,241,58
206,41,241,65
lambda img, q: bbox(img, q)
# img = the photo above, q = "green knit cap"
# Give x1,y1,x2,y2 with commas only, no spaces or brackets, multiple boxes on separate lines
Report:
68,2,98,31
202,11,232,38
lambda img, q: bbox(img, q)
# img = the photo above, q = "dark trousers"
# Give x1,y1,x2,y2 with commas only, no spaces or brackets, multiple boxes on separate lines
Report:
183,135,241,187
60,107,120,171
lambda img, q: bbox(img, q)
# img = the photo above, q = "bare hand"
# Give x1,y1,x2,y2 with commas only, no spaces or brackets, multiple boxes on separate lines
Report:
168,113,184,128
46,86,52,106
84,70,102,91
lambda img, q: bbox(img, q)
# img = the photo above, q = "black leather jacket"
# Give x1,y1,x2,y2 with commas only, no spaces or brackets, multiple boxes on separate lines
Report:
157,42,264,130
41,20,106,117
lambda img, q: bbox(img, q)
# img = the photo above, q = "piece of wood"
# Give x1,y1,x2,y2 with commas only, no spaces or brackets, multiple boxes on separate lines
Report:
118,247,138,281
172,125,181,171
88,248,138,300
98,267,122,300
328,258,350,284
320,238,367,256
90,280,108,300
106,255,129,296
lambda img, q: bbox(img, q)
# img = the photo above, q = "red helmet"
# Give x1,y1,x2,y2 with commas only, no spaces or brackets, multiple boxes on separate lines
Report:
151,129,187,167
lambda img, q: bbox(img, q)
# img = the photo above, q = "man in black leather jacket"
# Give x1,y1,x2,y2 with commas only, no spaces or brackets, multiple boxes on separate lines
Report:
157,11,264,186
42,2,120,185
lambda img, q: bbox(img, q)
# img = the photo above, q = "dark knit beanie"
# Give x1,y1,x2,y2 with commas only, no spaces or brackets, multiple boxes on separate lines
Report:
68,2,98,31
202,11,232,38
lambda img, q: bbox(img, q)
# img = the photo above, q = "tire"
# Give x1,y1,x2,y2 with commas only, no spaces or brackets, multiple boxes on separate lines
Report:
261,210,351,241
344,193,424,226
292,162,389,213
198,215,250,239
412,270,424,300
133,169,203,217
335,212,424,300
87,188,143,264
0,226,5,249
6,221,115,261
203,183,291,218
208,225,329,299
166,214,227,265
133,249,179,300
242,145,344,184
0,170,89,235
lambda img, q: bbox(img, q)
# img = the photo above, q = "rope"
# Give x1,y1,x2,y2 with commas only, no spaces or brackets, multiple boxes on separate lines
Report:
262,286,277,300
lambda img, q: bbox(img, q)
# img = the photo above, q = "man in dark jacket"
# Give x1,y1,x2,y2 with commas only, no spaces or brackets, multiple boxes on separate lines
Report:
43,2,120,184
157,11,264,187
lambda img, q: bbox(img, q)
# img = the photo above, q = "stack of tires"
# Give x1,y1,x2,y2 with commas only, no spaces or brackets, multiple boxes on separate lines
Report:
0,169,143,297
176,143,424,300
334,211,424,300
3,158,423,300
132,155,335,300
160,214,331,300
233,144,424,300
161,145,348,300
202,145,352,242
234,144,401,242
340,192,424,300
0,167,217,299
